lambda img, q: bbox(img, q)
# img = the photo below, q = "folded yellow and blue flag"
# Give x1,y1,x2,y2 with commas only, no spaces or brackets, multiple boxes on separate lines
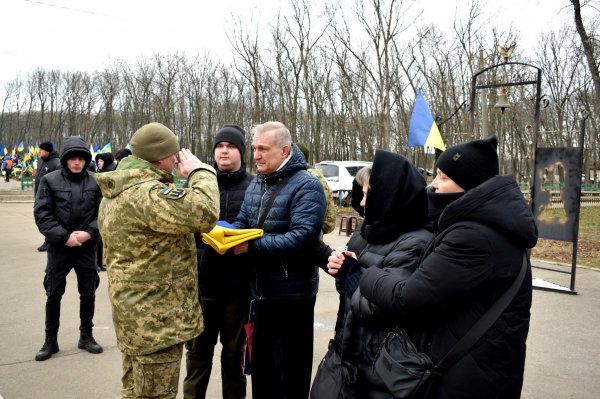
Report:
201,221,263,255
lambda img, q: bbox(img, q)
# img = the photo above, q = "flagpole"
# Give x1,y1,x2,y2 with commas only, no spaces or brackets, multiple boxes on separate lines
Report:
479,49,488,139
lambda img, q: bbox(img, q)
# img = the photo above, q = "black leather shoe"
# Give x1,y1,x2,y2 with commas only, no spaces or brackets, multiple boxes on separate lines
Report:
35,338,59,361
37,242,48,252
78,334,103,354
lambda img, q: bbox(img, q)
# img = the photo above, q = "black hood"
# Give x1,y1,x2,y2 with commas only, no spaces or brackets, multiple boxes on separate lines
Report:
95,152,115,165
60,136,92,171
363,149,429,244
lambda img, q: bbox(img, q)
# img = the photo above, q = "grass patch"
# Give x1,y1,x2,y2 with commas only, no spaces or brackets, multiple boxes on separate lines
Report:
532,207,600,268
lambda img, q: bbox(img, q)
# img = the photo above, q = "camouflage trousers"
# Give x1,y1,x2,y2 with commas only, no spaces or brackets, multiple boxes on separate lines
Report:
121,343,183,398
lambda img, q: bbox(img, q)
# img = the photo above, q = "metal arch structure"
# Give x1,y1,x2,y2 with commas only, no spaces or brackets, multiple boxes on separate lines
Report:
468,61,582,295
468,61,543,149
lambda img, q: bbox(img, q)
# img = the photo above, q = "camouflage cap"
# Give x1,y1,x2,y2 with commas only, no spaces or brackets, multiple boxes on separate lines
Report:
131,122,180,162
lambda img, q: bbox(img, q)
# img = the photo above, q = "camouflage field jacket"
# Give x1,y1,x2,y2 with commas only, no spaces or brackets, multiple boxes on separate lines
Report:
96,155,219,355
307,168,337,234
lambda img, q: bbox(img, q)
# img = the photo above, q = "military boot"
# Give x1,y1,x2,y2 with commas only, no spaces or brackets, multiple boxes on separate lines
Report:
35,336,59,361
78,332,103,354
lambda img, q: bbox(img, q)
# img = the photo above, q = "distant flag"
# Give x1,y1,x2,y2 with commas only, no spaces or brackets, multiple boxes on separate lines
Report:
17,140,25,152
0,144,5,155
29,145,37,156
3,146,8,155
407,89,446,151
12,147,16,156
101,143,112,153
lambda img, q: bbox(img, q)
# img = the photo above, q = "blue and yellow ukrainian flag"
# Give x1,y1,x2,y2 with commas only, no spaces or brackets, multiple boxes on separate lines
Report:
17,141,25,152
407,89,446,151
100,143,112,153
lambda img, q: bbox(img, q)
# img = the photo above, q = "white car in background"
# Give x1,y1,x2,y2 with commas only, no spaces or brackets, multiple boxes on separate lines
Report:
314,160,372,195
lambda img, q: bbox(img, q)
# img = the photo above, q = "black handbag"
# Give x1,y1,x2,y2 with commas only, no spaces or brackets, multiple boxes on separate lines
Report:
374,328,434,398
310,339,357,399
374,253,528,399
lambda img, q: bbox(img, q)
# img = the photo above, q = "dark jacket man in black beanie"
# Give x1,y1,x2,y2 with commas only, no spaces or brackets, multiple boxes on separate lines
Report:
183,124,254,399
35,141,61,252
114,148,132,162
33,136,104,361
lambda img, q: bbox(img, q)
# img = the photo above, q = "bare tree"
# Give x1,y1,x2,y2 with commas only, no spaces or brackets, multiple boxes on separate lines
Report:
230,15,267,123
570,0,599,182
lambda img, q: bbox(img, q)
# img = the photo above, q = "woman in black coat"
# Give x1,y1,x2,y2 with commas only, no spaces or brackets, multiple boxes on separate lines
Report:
313,149,433,397
360,136,538,399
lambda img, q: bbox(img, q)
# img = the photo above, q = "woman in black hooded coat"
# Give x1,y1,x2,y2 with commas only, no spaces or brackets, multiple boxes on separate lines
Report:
313,149,433,397
360,136,538,399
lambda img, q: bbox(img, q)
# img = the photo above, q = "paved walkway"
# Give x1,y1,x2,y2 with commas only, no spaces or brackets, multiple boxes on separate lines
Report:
0,200,598,398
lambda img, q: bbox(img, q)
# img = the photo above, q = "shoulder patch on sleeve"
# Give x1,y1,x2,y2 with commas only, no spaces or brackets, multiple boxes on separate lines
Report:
159,186,186,200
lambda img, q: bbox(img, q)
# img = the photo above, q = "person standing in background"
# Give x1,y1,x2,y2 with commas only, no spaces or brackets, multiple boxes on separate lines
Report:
93,152,118,272
33,136,103,361
183,124,254,399
95,152,118,172
296,143,337,235
2,155,14,182
34,141,61,252
114,148,132,162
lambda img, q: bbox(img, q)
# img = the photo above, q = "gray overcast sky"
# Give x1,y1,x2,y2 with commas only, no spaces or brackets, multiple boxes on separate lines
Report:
0,0,575,84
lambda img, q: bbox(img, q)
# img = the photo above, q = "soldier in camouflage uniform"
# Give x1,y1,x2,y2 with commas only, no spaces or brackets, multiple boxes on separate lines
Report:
96,122,219,399
297,143,337,235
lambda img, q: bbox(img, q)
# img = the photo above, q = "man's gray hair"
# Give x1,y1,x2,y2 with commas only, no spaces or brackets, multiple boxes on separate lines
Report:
252,121,292,148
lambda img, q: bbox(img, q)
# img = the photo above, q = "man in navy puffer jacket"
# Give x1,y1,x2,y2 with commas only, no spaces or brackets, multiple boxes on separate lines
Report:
232,121,326,399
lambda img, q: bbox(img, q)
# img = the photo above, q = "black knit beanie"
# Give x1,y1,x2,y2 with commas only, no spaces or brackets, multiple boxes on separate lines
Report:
114,148,132,161
435,135,499,191
213,125,246,161
39,141,54,152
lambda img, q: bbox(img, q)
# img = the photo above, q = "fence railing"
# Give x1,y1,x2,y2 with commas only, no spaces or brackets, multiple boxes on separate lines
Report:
521,189,600,208
518,182,600,191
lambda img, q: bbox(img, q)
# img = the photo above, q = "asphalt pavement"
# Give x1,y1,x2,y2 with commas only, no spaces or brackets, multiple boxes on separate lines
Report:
0,186,598,398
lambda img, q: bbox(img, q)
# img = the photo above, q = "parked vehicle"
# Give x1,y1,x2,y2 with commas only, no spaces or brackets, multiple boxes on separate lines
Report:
314,160,372,193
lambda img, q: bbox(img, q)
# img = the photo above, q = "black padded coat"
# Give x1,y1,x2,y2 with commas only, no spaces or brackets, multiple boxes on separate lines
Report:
312,150,433,398
34,137,101,271
34,151,61,195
